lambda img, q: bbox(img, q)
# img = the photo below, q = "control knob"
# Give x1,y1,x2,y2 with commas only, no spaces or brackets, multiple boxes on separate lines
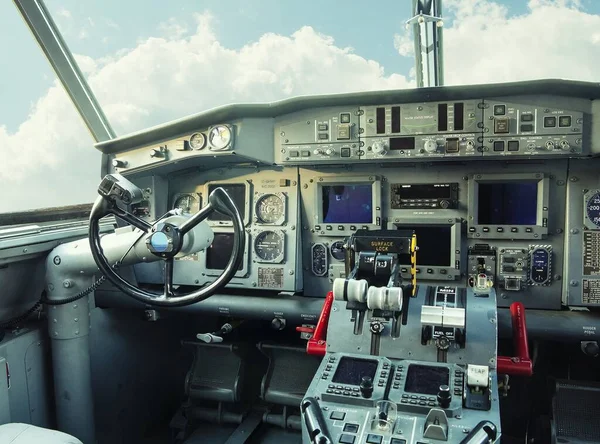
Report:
437,384,451,408
313,148,322,155
325,148,334,156
372,141,388,156
424,139,438,153
360,376,374,399
112,159,127,168
439,199,450,209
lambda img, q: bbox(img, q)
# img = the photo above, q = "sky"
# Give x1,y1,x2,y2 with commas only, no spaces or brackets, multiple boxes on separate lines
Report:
1,0,599,213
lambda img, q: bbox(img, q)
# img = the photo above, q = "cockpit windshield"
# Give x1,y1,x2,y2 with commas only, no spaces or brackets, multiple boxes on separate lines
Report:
1,0,599,216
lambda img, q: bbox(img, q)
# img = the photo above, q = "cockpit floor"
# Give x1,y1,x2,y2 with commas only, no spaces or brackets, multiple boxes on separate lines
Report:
183,423,301,444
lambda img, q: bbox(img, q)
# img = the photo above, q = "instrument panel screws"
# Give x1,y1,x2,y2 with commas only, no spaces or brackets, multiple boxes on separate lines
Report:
194,280,199,284
570,177,578,182
570,228,579,234
53,256,61,265
307,121,311,124
570,280,579,287
289,270,294,275
63,280,73,288
23,248,27,253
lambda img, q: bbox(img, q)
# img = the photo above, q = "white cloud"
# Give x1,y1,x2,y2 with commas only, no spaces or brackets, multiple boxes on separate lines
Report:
396,0,600,85
56,8,71,20
0,13,411,212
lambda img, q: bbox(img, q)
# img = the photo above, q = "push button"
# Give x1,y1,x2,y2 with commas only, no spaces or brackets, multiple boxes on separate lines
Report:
343,424,359,433
366,434,383,444
391,439,407,444
544,116,557,127
508,141,519,151
339,434,355,444
330,411,346,421
493,141,505,151
289,151,299,157
341,147,351,157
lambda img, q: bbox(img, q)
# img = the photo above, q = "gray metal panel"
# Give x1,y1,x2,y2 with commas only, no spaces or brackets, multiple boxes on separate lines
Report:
0,327,52,425
110,118,275,177
13,0,115,142
326,286,498,368
25,339,53,427
0,357,10,424
162,166,302,292
95,80,600,154
564,159,600,306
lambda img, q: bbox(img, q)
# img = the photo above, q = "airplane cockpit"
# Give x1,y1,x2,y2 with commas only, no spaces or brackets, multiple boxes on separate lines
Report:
1,1,600,443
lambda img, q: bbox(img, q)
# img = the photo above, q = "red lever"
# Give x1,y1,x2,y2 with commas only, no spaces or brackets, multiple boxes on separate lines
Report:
303,291,334,356
497,302,533,376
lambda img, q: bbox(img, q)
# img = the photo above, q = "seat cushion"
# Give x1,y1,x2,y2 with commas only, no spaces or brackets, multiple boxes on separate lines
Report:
0,423,82,443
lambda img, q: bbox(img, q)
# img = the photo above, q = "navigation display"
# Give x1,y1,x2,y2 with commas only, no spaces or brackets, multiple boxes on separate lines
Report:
477,182,537,225
405,364,450,395
206,233,243,270
322,184,373,224
332,357,379,385
396,225,452,266
208,184,246,221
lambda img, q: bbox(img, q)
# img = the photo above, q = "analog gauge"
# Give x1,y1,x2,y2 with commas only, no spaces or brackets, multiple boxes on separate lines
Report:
189,132,206,150
254,230,284,262
585,191,600,228
173,193,200,214
208,125,232,150
311,243,328,276
330,240,346,261
256,194,285,224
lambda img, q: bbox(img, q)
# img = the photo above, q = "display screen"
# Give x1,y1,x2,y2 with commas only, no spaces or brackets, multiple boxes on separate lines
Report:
405,364,450,395
332,357,379,386
207,184,246,221
322,184,373,224
398,184,452,199
206,233,243,270
396,225,452,266
390,137,415,150
477,182,538,225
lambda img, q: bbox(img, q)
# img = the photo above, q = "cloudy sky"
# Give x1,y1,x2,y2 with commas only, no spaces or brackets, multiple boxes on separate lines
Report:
1,0,599,213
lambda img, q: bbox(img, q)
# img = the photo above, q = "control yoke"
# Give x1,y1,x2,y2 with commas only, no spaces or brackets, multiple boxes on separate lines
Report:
88,174,245,307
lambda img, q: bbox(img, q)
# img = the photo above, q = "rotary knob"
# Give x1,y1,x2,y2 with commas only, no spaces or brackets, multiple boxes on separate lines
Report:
325,148,334,156
360,376,374,398
112,159,127,168
437,385,451,408
370,320,385,335
424,140,438,153
372,141,388,155
439,199,450,209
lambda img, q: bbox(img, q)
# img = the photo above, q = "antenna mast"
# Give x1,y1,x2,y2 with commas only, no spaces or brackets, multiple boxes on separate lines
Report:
407,0,445,87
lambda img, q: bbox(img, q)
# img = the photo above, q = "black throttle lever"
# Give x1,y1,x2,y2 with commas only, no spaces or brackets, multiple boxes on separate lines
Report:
301,397,332,444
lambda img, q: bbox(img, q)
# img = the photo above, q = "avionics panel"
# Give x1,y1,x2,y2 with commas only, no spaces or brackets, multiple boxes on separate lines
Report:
275,107,361,164
393,219,463,281
168,167,302,292
308,175,382,237
564,160,600,307
481,99,585,157
468,173,549,240
390,183,459,209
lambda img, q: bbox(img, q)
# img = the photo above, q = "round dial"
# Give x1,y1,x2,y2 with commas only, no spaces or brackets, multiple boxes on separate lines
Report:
189,132,206,150
256,194,285,224
254,231,284,262
173,194,200,214
330,241,346,261
586,191,600,228
209,125,232,150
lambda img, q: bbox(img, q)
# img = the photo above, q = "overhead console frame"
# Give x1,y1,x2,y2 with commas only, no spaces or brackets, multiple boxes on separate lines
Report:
468,173,549,240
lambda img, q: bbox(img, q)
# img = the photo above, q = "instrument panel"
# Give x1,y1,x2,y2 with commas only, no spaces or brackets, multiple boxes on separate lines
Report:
102,80,600,311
